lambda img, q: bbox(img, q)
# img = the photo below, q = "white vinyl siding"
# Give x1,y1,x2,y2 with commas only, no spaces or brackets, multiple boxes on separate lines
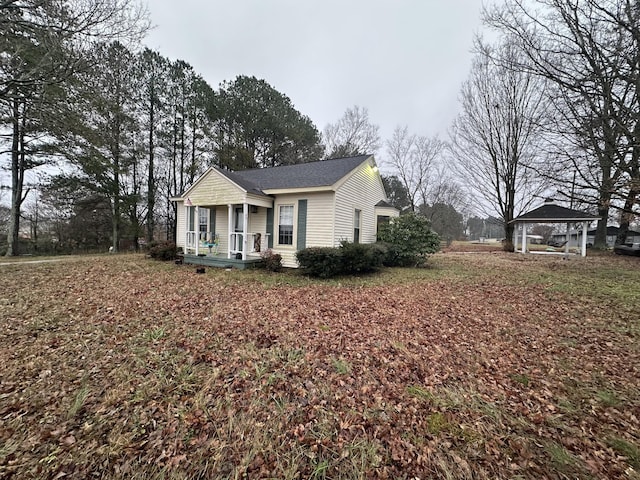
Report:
213,206,229,254
176,202,186,249
186,170,246,205
248,206,268,252
270,192,335,268
302,191,335,247
334,161,387,245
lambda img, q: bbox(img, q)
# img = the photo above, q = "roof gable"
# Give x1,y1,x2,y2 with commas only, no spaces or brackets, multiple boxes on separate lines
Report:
177,167,244,199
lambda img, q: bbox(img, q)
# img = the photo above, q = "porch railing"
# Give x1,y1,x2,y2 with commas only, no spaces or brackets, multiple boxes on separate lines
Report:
186,231,197,251
230,232,244,253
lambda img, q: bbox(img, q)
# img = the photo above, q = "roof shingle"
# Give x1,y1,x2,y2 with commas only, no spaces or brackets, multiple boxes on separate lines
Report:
225,155,371,192
512,203,600,223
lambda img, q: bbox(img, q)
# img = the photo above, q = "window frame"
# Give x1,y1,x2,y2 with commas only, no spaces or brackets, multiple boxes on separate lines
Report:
199,207,208,239
354,208,362,244
278,204,294,246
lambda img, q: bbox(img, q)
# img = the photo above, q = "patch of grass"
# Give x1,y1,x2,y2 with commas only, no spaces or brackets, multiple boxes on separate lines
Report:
557,397,579,415
427,412,449,435
343,439,382,475
607,437,640,470
509,373,530,387
543,440,586,475
67,385,90,419
274,346,305,363
143,326,165,341
331,356,351,375
596,389,622,408
406,384,434,402
310,459,329,479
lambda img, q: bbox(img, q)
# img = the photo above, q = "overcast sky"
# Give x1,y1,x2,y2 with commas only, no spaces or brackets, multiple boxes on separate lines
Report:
144,1,487,153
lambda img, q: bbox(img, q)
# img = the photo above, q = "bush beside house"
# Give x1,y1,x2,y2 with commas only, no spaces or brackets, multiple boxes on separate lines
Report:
297,215,440,277
377,213,440,266
147,241,178,261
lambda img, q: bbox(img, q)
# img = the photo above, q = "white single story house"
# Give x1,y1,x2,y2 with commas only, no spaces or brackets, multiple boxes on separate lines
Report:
172,155,398,268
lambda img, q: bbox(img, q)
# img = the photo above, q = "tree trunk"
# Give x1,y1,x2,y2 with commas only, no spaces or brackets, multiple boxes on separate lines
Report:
503,221,515,252
6,97,24,257
146,79,155,243
616,184,639,246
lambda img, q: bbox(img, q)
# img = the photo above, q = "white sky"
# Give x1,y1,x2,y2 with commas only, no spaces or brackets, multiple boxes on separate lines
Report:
1,1,488,200
144,0,487,150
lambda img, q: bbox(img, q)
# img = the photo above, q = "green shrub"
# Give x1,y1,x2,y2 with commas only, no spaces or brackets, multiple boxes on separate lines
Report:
374,241,406,267
296,247,343,278
377,213,440,266
296,243,384,278
261,249,283,272
339,240,383,274
148,241,178,261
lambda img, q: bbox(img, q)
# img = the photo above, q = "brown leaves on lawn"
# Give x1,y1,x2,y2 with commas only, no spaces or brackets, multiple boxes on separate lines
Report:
0,253,639,479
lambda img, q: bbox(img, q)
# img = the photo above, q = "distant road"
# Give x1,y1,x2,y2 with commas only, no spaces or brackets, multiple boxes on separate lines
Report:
0,258,68,266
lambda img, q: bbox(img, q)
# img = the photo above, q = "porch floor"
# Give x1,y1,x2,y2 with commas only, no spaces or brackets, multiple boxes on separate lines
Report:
181,253,264,270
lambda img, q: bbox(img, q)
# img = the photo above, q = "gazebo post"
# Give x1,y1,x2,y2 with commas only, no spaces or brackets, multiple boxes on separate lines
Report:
581,221,588,257
522,223,528,253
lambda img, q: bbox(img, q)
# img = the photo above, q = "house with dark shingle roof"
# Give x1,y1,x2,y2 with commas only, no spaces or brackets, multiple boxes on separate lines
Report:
172,155,398,267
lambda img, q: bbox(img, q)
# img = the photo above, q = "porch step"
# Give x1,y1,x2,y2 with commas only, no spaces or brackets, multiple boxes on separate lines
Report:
182,254,264,270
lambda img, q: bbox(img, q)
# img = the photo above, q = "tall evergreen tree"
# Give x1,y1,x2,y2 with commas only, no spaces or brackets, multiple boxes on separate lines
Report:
1,0,148,256
61,42,139,252
215,75,323,169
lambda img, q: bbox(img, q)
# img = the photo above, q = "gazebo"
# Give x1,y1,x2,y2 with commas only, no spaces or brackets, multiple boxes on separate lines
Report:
510,199,600,257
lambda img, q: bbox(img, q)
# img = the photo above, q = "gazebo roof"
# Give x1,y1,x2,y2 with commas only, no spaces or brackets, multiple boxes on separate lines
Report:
511,199,600,223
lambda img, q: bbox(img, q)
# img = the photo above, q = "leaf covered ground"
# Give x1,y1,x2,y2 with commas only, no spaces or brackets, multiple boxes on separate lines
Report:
1,252,639,479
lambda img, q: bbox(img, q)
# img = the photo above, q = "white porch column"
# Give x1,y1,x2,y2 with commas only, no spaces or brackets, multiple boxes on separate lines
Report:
522,223,528,253
227,204,233,259
242,203,248,260
194,205,199,256
565,223,571,257
581,221,588,257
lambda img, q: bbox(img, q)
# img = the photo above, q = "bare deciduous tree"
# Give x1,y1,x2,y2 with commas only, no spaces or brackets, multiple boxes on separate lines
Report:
449,39,548,250
385,125,444,212
484,0,640,247
323,105,380,158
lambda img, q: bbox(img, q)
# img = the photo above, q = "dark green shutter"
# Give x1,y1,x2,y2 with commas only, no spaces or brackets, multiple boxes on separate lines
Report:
266,208,274,248
297,199,307,250
188,206,195,231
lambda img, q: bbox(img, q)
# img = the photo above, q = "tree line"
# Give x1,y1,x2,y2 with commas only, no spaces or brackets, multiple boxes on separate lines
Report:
2,0,638,255
1,0,325,255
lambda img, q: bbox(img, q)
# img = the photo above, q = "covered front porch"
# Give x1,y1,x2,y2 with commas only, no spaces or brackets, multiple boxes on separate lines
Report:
183,201,273,262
